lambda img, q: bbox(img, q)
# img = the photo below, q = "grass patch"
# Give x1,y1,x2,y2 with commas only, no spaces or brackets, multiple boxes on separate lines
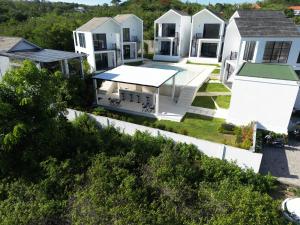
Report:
212,68,220,74
187,61,220,67
192,96,216,109
198,82,230,93
125,61,144,66
92,107,237,146
213,95,231,109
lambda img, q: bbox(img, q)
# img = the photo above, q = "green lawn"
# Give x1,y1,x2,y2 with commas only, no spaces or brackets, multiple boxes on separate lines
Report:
198,82,230,93
192,96,216,109
212,68,220,74
92,108,237,146
213,96,231,109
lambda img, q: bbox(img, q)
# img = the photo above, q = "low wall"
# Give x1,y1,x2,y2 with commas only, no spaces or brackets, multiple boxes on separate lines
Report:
66,109,263,173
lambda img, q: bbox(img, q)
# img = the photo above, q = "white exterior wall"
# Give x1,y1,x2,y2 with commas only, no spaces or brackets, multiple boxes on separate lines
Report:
180,15,191,57
0,56,10,79
154,10,191,61
74,19,122,72
119,15,143,61
189,9,225,62
227,76,299,134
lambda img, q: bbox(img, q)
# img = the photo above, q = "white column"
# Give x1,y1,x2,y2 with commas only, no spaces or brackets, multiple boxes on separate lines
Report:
172,76,176,101
135,42,138,59
64,59,70,78
93,79,98,105
60,61,64,73
170,39,173,56
156,87,160,115
197,40,201,58
36,62,41,70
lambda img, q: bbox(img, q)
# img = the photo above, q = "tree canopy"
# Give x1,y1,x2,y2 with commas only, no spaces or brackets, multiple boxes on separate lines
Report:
0,61,289,224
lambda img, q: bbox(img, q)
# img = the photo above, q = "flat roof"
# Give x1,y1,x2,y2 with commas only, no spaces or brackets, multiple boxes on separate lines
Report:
93,65,178,88
237,63,299,81
0,49,85,63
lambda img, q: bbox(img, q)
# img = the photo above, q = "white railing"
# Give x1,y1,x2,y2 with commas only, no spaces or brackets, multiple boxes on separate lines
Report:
66,109,263,173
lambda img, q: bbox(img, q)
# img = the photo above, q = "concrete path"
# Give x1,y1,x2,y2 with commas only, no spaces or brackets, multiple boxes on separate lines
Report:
188,105,228,119
196,92,231,96
260,139,300,187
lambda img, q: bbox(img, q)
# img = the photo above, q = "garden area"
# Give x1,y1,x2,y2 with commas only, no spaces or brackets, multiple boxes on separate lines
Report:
92,107,253,149
192,80,231,109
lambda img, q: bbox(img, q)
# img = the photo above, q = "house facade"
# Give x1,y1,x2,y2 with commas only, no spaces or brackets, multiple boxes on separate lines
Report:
153,9,191,62
74,17,122,73
189,8,226,64
0,36,84,78
114,14,143,63
220,10,300,83
227,63,299,134
288,6,300,16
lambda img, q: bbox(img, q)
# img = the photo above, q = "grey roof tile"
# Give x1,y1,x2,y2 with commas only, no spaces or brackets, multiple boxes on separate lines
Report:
76,17,112,32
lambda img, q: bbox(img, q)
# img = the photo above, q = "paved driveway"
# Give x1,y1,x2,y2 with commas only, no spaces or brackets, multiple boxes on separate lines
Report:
260,139,300,187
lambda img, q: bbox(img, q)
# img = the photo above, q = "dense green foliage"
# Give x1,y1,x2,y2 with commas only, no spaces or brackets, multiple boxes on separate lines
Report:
0,61,289,224
1,0,299,52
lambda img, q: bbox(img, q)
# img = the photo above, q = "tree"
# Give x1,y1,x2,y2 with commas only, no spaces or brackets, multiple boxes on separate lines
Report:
111,0,121,6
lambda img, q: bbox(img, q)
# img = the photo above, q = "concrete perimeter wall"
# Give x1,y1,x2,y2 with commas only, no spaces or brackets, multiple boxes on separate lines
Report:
66,109,263,173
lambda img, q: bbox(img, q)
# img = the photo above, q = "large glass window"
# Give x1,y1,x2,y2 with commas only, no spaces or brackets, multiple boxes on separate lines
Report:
160,41,171,55
162,23,176,37
95,53,108,71
243,41,256,61
201,43,218,58
203,24,220,39
123,28,130,42
263,41,291,63
78,33,86,48
93,34,107,51
297,52,300,64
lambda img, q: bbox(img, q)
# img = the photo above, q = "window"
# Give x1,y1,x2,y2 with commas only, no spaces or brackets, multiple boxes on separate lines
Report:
243,41,256,61
263,41,291,63
201,43,218,58
74,32,78,46
297,52,300,64
93,34,106,51
95,53,109,71
123,28,130,42
78,33,86,48
203,24,220,39
162,23,176,37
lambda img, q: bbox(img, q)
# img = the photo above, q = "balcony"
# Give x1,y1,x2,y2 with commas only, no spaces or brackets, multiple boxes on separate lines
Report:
94,43,119,52
193,33,221,40
227,51,238,60
123,36,140,43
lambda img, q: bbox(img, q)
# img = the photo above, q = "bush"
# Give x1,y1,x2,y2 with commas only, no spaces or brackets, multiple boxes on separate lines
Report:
235,123,254,150
156,124,166,130
180,128,188,135
218,122,236,134
93,107,107,116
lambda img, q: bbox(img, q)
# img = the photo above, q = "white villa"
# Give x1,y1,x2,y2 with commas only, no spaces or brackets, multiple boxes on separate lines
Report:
220,10,300,84
114,14,143,63
0,36,85,78
153,9,191,62
228,63,299,134
189,8,226,64
74,17,122,72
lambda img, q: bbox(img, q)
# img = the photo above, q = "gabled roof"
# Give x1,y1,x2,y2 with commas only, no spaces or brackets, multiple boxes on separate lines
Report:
76,17,118,32
114,14,143,24
0,36,41,52
193,8,225,21
236,10,285,18
237,63,299,81
235,17,300,37
172,9,189,16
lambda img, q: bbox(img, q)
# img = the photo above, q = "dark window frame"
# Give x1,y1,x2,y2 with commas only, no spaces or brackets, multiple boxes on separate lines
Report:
78,33,86,48
93,33,107,51
263,41,291,63
243,41,256,61
74,32,78,46
123,28,130,42
161,23,176,37
203,24,220,39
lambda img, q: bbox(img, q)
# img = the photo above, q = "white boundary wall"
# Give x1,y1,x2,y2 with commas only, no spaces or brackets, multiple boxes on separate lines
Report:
66,109,263,173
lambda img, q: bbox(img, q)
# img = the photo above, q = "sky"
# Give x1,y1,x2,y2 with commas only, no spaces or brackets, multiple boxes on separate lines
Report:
48,0,256,6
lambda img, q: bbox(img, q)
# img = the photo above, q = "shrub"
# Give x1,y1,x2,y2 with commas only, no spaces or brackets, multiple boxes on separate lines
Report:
156,124,166,130
180,128,188,135
235,123,254,150
93,107,106,116
218,123,236,134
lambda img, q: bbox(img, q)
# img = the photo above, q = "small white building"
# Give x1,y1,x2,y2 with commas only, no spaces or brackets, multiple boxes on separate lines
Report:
114,14,143,63
74,17,122,72
189,8,226,64
220,10,300,84
0,36,84,78
227,63,299,134
153,9,191,62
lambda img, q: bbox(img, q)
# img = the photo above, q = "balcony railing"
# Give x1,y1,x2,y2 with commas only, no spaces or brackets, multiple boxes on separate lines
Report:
194,33,221,40
123,36,139,43
227,51,238,60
